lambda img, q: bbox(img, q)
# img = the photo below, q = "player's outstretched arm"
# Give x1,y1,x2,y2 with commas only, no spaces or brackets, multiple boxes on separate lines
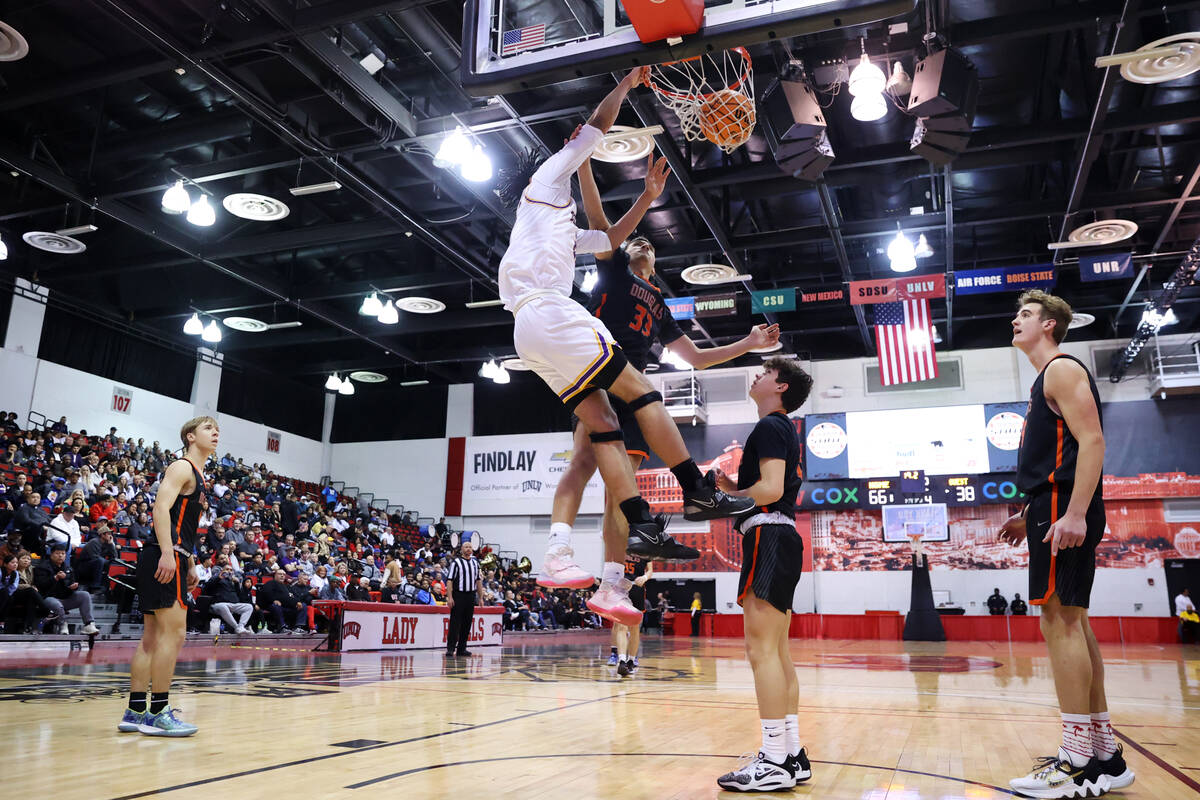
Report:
668,323,780,370
586,68,650,134
604,153,669,250
578,158,615,260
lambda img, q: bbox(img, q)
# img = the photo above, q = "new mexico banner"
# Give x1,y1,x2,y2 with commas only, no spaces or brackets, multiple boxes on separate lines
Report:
460,432,605,515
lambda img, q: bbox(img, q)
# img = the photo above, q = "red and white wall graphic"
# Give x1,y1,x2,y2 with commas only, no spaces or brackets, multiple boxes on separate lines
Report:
338,605,504,652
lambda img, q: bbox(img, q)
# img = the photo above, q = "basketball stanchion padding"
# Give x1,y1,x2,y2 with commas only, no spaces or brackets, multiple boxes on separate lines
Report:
621,0,704,44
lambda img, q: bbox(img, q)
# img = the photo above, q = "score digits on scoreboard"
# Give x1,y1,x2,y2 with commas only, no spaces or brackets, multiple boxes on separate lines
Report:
866,479,896,507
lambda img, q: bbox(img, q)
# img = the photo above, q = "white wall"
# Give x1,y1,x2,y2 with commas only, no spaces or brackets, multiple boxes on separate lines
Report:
329,438,448,518
0,348,324,481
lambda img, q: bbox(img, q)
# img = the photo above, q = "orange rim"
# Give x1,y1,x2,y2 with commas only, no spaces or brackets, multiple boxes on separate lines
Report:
647,46,753,102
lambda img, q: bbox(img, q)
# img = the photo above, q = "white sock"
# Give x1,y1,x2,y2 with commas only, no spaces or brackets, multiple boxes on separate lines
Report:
760,718,787,763
548,523,572,549
602,562,624,586
1090,711,1118,760
784,714,800,757
618,651,627,662
1060,713,1093,767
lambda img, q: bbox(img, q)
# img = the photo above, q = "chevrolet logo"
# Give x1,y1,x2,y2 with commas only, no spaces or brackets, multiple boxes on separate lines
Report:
550,450,573,462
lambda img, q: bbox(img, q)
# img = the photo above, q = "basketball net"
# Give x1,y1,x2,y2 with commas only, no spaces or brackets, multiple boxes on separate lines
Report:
647,47,755,153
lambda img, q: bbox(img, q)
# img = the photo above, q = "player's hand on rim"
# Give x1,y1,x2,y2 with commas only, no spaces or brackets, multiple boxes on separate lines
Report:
643,154,670,199
998,512,1027,546
1043,511,1087,556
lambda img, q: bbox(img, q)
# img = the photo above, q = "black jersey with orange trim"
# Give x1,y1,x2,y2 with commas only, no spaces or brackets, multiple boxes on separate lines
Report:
166,458,207,554
1016,353,1104,497
738,412,803,518
586,246,684,372
624,555,646,581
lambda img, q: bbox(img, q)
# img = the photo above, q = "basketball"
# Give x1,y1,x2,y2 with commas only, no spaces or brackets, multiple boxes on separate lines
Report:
698,88,756,149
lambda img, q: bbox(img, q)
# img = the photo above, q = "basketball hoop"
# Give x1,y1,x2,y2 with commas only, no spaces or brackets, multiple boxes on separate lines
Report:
647,47,756,153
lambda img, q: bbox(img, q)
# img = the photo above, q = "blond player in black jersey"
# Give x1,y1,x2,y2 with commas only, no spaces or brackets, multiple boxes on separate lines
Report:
1001,291,1132,798
118,415,218,737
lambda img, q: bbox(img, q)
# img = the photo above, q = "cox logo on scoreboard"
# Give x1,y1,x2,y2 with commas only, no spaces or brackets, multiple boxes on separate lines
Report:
800,484,860,507
982,479,1023,500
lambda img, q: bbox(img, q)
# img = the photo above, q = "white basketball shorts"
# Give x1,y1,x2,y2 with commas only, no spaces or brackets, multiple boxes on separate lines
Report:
513,293,628,410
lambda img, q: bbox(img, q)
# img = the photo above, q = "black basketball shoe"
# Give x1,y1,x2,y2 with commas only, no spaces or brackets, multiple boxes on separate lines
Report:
617,658,632,677
682,471,757,521
787,748,812,783
1095,746,1134,790
626,515,700,561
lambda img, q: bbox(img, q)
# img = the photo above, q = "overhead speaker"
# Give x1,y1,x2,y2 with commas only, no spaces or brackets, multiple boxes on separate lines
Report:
907,47,978,166
773,71,835,182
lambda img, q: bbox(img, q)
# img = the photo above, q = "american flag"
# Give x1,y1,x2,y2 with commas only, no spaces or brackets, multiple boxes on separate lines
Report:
501,24,546,56
873,299,939,386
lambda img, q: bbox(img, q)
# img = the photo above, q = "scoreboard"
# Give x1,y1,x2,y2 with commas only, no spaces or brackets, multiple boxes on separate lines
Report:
799,473,1024,511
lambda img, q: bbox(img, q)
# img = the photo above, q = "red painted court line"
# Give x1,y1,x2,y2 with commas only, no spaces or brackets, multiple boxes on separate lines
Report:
1114,729,1200,794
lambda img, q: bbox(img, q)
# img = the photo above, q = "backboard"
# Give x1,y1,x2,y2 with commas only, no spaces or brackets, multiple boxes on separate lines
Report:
461,0,916,95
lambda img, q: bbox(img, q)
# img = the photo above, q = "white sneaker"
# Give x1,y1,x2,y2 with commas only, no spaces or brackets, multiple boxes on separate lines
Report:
234,626,248,635
57,623,69,635
716,752,795,792
81,622,100,635
1009,751,1110,798
536,544,595,589
586,578,642,626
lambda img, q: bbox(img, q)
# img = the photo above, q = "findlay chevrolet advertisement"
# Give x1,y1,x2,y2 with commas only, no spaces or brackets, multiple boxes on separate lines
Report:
460,432,605,515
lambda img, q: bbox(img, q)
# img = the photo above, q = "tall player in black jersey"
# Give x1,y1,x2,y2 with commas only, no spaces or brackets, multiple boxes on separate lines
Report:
537,156,779,626
118,416,218,737
1001,291,1131,798
712,358,812,792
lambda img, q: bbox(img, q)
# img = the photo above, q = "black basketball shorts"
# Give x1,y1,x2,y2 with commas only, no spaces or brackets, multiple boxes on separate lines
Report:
137,546,189,613
737,523,803,614
627,582,646,614
1026,488,1105,608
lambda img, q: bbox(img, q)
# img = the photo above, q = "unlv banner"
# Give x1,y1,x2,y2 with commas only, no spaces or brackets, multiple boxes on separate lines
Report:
460,432,604,515
339,606,503,652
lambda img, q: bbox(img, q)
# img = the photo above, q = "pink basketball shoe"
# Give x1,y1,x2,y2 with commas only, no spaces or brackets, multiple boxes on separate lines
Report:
587,578,643,626
537,544,596,589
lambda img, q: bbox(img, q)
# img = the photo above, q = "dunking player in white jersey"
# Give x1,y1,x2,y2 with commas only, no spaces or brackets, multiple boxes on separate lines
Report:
496,69,755,623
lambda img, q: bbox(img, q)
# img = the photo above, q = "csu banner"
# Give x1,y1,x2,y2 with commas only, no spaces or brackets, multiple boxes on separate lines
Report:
1079,252,1133,282
751,288,796,314
803,412,849,479
983,402,1027,473
665,296,695,320
461,432,604,515
954,265,1056,295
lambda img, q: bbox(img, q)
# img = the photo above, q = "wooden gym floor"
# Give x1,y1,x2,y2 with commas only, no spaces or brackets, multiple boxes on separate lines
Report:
3,631,1198,799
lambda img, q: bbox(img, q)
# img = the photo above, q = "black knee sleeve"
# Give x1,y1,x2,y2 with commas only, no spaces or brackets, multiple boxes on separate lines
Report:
626,391,663,412
589,430,625,444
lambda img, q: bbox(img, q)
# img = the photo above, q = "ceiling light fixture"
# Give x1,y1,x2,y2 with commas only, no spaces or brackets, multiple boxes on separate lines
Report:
222,316,269,333
914,233,934,258
887,226,917,272
349,371,388,383
376,299,399,325
0,233,7,261
434,127,472,169
465,299,504,309
161,180,191,214
0,20,30,62
359,52,385,75
400,379,430,387
460,144,493,182
22,231,86,254
492,364,511,384
55,224,98,237
1141,306,1178,330
660,347,693,370
848,50,887,96
338,378,355,395
1068,312,1095,329
359,292,383,317
186,194,216,227
479,359,499,380
396,297,446,314
325,373,343,391
222,192,290,222
581,270,598,293
183,313,204,335
850,92,888,122
289,181,342,196
201,319,223,343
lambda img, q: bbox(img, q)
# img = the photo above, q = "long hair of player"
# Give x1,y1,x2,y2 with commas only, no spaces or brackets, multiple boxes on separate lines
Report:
495,148,543,209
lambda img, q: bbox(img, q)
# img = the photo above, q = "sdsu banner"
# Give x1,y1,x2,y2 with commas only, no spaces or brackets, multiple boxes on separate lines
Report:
461,432,604,515
339,606,503,652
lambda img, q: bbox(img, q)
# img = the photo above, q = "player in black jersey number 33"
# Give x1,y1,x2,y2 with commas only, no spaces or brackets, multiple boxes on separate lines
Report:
1001,290,1133,798
712,358,814,793
119,415,218,738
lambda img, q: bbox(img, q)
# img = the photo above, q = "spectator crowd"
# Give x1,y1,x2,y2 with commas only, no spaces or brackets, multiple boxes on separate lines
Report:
0,411,601,636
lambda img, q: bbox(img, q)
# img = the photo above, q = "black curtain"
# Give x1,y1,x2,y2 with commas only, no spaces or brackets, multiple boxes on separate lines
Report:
472,371,572,435
331,383,448,442
218,369,324,440
38,313,193,401
0,284,11,341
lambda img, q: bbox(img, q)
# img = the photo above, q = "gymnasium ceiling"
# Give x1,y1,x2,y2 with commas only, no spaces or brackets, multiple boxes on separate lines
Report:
1,0,1198,388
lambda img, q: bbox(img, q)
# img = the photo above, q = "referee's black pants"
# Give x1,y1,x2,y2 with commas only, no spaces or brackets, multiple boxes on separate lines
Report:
447,591,476,654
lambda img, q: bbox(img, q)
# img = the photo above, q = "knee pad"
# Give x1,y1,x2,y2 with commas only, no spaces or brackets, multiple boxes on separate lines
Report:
626,391,662,413
589,430,625,444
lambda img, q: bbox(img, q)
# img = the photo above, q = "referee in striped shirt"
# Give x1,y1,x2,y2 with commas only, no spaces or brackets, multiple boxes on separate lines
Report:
446,539,484,656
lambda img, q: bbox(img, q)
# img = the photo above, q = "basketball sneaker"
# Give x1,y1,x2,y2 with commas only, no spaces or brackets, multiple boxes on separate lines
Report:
1095,746,1134,790
117,708,145,733
1009,751,1110,798
587,578,642,626
787,748,812,784
716,752,795,792
682,471,757,522
537,544,595,589
626,516,699,561
617,658,632,677
138,706,199,737
607,649,619,666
